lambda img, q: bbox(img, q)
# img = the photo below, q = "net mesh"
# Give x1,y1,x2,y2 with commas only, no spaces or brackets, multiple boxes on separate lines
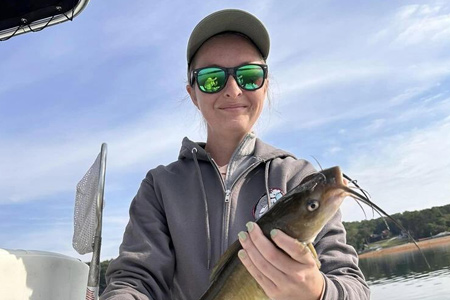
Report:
73,153,101,255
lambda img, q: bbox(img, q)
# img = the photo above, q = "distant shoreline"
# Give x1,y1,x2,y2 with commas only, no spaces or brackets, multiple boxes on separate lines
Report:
359,235,450,258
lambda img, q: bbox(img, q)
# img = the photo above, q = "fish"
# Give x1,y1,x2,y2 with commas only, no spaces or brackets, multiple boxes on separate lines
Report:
199,166,430,300
199,166,352,300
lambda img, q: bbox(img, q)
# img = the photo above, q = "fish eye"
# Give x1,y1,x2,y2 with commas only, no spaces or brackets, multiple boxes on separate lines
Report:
307,199,320,212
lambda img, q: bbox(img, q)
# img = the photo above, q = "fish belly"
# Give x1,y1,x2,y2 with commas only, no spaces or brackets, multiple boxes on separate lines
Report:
210,263,268,300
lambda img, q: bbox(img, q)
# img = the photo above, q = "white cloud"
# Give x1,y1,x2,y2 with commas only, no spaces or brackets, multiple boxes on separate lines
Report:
371,3,450,47
364,119,386,132
389,87,428,105
325,146,343,155
395,4,450,45
1,226,75,256
0,105,201,204
279,63,388,97
341,116,450,221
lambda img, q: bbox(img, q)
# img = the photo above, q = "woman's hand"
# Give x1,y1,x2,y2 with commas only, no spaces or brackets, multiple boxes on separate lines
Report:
238,222,324,300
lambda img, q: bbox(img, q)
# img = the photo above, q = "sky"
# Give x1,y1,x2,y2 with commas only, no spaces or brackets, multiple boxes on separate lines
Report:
0,0,449,262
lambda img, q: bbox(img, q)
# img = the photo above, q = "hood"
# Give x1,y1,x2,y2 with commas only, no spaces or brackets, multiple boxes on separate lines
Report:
178,133,296,163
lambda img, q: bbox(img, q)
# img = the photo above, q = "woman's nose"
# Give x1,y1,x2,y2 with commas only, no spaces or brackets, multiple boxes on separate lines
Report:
223,75,242,98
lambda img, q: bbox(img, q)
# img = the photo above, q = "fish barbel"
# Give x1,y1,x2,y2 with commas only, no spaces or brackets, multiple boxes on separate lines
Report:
199,166,352,300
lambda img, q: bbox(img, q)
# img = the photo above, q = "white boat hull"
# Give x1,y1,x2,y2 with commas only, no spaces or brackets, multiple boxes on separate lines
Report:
0,249,88,300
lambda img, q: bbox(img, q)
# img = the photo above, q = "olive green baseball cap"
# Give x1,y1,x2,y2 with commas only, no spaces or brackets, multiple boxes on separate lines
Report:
187,9,270,64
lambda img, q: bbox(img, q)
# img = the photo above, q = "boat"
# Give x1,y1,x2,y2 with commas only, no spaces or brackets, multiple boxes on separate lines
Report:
0,0,90,41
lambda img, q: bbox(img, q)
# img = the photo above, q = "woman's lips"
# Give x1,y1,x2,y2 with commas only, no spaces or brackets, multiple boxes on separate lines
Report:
219,105,247,111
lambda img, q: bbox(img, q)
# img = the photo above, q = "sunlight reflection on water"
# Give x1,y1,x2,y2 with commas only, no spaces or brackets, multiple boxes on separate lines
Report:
368,268,450,300
360,243,450,300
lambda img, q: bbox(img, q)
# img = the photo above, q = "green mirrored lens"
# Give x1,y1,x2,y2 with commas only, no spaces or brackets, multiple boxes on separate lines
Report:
236,65,264,90
197,68,225,93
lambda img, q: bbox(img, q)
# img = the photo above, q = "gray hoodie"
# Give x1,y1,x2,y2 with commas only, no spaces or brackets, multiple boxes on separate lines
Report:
101,134,370,300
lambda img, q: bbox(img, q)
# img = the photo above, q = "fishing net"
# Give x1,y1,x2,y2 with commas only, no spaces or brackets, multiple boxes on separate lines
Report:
73,152,101,255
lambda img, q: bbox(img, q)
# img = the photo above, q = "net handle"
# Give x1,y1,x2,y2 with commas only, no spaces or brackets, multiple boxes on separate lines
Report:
86,143,107,296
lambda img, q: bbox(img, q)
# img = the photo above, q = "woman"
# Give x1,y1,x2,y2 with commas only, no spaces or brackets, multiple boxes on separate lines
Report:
101,9,370,300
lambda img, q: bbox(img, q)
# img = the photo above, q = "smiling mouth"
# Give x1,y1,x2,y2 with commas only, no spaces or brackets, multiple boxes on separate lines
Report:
220,105,247,110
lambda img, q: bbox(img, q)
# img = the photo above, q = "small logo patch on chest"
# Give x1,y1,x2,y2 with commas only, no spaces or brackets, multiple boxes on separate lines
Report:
253,188,284,219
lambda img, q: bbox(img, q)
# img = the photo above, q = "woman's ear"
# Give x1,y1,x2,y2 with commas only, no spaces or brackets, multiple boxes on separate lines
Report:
186,84,199,109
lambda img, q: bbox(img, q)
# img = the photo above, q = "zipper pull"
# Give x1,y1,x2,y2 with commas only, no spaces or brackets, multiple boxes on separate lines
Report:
225,189,231,203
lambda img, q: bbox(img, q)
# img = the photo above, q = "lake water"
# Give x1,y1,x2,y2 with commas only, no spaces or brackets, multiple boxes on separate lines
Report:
359,243,450,300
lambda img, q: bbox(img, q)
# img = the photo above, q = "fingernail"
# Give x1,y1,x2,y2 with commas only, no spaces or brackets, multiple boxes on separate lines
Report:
296,240,310,253
246,222,254,232
238,250,247,259
270,229,278,238
238,231,247,241
305,244,312,254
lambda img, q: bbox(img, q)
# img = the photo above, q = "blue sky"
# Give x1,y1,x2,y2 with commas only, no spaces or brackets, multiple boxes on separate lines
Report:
1,0,449,261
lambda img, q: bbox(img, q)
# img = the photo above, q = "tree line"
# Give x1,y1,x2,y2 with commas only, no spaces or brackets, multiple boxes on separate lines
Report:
343,204,450,251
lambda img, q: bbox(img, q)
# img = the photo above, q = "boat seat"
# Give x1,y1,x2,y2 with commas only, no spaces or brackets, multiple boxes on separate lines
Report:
0,248,88,300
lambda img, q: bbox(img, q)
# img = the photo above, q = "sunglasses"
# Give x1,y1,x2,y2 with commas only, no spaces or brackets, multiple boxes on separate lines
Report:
190,63,268,93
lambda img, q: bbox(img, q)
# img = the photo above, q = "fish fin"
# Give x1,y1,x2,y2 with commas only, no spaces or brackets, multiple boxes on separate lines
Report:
210,239,241,282
306,243,321,269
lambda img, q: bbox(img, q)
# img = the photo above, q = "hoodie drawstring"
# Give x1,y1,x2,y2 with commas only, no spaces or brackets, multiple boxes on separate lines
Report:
264,160,272,209
191,147,212,269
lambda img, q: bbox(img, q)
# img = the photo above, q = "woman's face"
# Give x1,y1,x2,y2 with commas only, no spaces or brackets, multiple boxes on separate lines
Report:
187,34,268,139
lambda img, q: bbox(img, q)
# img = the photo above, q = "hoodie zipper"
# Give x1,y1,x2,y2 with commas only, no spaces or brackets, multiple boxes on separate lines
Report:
217,159,263,253
207,156,230,254
224,189,231,202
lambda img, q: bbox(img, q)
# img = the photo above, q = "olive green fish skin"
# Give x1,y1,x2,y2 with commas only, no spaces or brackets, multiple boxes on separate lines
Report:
199,167,347,300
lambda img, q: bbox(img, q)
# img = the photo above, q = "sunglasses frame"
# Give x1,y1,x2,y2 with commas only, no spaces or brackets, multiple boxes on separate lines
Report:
190,63,268,93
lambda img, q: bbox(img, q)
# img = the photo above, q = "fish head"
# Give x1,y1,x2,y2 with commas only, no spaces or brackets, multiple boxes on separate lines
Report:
278,166,347,243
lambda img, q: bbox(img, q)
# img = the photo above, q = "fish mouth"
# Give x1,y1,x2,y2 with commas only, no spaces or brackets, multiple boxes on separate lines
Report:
320,166,345,187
